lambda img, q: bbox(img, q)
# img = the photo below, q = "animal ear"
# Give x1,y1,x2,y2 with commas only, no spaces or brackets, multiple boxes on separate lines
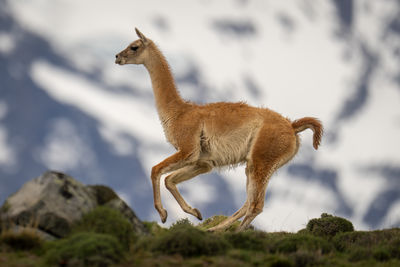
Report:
135,28,148,44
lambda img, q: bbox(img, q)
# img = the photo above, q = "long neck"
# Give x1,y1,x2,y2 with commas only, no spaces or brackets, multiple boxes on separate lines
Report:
144,44,186,121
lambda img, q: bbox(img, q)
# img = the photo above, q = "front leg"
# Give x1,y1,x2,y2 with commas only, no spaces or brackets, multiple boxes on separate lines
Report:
151,150,195,223
165,163,212,220
151,167,168,223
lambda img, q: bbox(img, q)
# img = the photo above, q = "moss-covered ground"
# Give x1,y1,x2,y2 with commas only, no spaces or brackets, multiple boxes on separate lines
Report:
1,211,399,266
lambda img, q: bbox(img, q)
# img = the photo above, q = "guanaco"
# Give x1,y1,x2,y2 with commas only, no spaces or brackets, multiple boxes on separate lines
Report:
115,28,323,231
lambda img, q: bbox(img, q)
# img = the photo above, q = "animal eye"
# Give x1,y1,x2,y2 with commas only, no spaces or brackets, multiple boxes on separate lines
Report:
130,46,138,51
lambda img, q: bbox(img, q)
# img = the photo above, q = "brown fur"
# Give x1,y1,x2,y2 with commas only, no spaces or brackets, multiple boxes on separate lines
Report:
115,28,323,231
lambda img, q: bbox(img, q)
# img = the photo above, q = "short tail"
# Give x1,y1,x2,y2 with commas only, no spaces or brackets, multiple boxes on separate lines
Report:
292,117,323,150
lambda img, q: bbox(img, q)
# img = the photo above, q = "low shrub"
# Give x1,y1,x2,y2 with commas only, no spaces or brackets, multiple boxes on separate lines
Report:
265,255,294,267
388,237,400,259
43,232,124,267
306,213,354,238
0,228,43,251
72,206,134,250
373,247,391,262
224,230,268,251
142,221,167,236
333,228,400,252
227,249,253,262
291,250,321,267
347,247,371,262
169,217,193,230
151,218,230,257
333,229,400,263
270,233,333,254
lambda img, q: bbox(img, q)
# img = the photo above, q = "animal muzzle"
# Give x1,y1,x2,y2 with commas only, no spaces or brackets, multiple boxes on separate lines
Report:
115,53,124,65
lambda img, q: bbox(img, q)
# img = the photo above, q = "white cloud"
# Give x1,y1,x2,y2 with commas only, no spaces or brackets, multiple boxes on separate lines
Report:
0,32,16,55
38,118,95,171
0,102,16,168
0,127,16,167
98,125,135,156
382,200,400,228
180,177,218,206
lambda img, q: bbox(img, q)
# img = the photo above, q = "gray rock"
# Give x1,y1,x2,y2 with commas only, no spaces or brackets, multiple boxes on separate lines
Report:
0,171,147,239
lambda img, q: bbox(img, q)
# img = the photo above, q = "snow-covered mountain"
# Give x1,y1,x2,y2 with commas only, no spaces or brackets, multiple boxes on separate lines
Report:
1,0,399,231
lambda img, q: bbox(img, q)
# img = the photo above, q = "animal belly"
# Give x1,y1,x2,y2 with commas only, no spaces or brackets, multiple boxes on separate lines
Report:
200,132,253,167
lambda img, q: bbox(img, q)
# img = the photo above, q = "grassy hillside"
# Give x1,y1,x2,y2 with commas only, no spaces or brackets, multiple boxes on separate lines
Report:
1,208,399,266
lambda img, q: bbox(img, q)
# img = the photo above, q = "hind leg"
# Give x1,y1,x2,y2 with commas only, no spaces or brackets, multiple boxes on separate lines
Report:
237,126,298,231
236,161,276,231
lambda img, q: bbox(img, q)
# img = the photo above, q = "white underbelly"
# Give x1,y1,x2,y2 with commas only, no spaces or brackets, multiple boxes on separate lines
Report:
200,129,256,167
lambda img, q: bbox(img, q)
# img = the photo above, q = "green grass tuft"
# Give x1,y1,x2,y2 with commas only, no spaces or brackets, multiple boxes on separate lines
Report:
72,206,134,250
224,230,269,251
198,215,241,232
373,247,391,262
43,232,124,266
347,247,371,262
169,217,193,230
149,218,231,257
270,233,333,254
333,228,400,252
388,237,400,259
291,250,321,267
0,228,43,251
142,221,167,236
266,255,294,267
333,228,400,264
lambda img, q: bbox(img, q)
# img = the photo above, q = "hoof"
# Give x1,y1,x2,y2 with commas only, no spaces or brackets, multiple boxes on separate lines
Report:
193,208,202,221
159,209,168,223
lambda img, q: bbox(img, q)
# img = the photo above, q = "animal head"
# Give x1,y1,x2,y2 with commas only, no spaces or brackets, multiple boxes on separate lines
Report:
115,28,152,65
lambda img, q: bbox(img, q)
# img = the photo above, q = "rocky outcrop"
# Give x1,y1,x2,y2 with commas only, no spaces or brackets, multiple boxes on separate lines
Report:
0,171,147,238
